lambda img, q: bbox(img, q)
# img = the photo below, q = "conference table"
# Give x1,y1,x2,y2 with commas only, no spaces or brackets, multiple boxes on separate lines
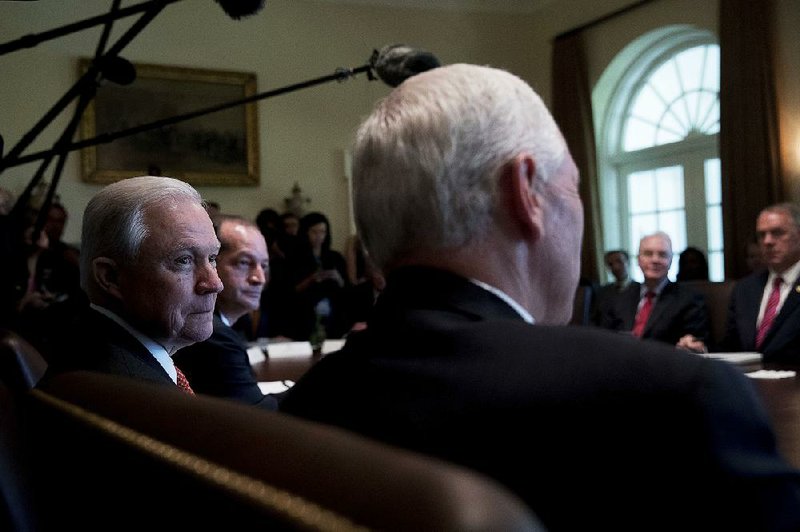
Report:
253,350,800,469
749,362,800,469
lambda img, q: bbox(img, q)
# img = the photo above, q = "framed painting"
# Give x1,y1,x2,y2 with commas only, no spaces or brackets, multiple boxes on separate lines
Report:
79,60,259,186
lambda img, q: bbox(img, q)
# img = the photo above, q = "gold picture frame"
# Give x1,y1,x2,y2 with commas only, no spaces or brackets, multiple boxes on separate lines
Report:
79,60,259,186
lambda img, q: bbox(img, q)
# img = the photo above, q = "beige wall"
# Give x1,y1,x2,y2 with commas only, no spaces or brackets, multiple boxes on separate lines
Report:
1,0,798,250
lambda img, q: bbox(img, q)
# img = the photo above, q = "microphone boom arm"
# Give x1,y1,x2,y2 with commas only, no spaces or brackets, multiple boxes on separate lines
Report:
1,63,376,170
0,0,182,56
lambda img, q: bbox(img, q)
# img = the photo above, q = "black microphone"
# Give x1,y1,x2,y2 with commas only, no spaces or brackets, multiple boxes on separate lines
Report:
370,44,441,88
214,0,265,20
96,56,137,86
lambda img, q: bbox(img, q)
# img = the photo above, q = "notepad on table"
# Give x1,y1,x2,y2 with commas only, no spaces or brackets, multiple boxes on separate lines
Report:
258,380,295,394
321,339,346,355
266,341,314,358
703,352,763,365
246,346,266,364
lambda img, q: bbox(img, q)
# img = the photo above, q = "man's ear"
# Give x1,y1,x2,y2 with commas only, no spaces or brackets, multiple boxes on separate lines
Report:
507,153,543,242
92,257,123,299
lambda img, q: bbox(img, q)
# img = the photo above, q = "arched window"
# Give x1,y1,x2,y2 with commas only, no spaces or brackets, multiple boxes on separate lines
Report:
594,26,722,281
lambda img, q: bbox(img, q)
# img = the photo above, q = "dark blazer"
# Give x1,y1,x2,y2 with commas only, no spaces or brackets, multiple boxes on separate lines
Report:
173,314,277,410
280,266,800,531
39,307,175,389
599,280,709,345
720,270,800,363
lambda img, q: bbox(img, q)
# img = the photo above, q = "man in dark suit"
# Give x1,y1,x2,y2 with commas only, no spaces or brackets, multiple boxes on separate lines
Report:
598,231,710,346
592,249,630,324
679,202,800,363
39,176,223,393
280,64,800,530
174,214,278,409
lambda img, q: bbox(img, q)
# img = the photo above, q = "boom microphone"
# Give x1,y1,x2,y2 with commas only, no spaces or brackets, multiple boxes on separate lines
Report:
214,0,265,19
371,44,441,87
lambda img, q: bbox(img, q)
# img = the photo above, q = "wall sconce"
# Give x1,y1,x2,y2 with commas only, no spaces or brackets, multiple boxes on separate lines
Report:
284,182,310,217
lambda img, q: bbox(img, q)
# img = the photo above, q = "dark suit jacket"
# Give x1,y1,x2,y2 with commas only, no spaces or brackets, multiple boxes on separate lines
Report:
39,307,176,389
173,314,278,410
280,266,800,531
720,270,800,363
599,280,710,345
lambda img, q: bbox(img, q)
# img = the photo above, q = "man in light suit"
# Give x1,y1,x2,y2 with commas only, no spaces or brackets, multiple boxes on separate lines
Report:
680,202,800,363
39,176,223,392
598,231,709,346
279,63,800,530
173,214,278,409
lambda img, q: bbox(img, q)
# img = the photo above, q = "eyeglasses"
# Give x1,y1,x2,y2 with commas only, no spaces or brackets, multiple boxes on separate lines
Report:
639,250,672,259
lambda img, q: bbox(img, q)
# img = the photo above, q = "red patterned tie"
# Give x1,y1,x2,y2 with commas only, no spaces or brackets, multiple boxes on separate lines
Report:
175,366,195,395
755,277,783,350
632,291,655,338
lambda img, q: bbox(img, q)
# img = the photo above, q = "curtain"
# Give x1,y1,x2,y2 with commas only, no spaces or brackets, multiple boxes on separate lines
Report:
552,32,602,282
719,0,782,279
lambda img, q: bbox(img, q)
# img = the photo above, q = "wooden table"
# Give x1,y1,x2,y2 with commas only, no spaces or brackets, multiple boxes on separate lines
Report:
252,355,321,383
750,362,800,469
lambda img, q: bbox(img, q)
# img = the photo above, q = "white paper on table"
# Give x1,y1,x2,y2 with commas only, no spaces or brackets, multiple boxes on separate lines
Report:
703,352,763,365
246,346,266,364
258,380,295,394
321,339,346,355
746,370,796,379
266,341,313,358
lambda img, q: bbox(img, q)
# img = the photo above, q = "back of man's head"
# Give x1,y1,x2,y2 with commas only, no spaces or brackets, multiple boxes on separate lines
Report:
352,63,566,271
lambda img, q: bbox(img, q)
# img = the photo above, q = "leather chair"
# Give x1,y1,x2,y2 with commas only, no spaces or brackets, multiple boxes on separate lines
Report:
24,371,545,531
0,328,47,391
570,284,595,326
682,280,736,347
0,330,48,531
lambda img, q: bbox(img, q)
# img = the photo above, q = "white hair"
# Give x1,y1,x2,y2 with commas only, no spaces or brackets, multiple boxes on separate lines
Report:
80,176,203,290
352,63,566,269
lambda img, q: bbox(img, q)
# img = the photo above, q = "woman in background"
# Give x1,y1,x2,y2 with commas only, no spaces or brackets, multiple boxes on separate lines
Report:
284,212,348,343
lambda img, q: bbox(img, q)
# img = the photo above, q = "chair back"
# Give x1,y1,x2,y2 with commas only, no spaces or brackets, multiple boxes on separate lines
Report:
25,371,545,531
0,329,47,391
682,280,736,347
570,284,594,326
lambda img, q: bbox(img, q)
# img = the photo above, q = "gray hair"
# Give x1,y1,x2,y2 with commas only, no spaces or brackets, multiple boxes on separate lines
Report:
762,202,800,229
80,175,203,290
638,231,673,255
352,63,566,269
213,214,261,253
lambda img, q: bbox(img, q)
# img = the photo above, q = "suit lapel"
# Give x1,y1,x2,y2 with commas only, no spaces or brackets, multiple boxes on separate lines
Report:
738,273,767,348
643,282,672,336
619,283,641,329
762,278,800,350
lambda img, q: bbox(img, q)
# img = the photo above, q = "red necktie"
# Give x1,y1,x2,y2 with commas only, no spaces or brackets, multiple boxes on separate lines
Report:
755,277,783,350
632,291,655,338
175,366,195,395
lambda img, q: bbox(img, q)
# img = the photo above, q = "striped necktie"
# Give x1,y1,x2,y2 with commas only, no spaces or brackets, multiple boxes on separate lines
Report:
755,277,783,350
632,291,655,338
175,366,195,395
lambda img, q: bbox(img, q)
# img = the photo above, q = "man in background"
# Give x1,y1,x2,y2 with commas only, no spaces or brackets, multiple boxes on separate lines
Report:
679,202,800,363
602,249,630,291
43,201,80,269
279,64,800,530
598,231,709,346
174,214,278,409
592,249,630,325
39,175,223,394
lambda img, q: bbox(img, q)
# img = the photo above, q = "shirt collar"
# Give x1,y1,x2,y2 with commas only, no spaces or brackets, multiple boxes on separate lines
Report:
468,278,535,324
640,277,669,297
769,258,800,286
